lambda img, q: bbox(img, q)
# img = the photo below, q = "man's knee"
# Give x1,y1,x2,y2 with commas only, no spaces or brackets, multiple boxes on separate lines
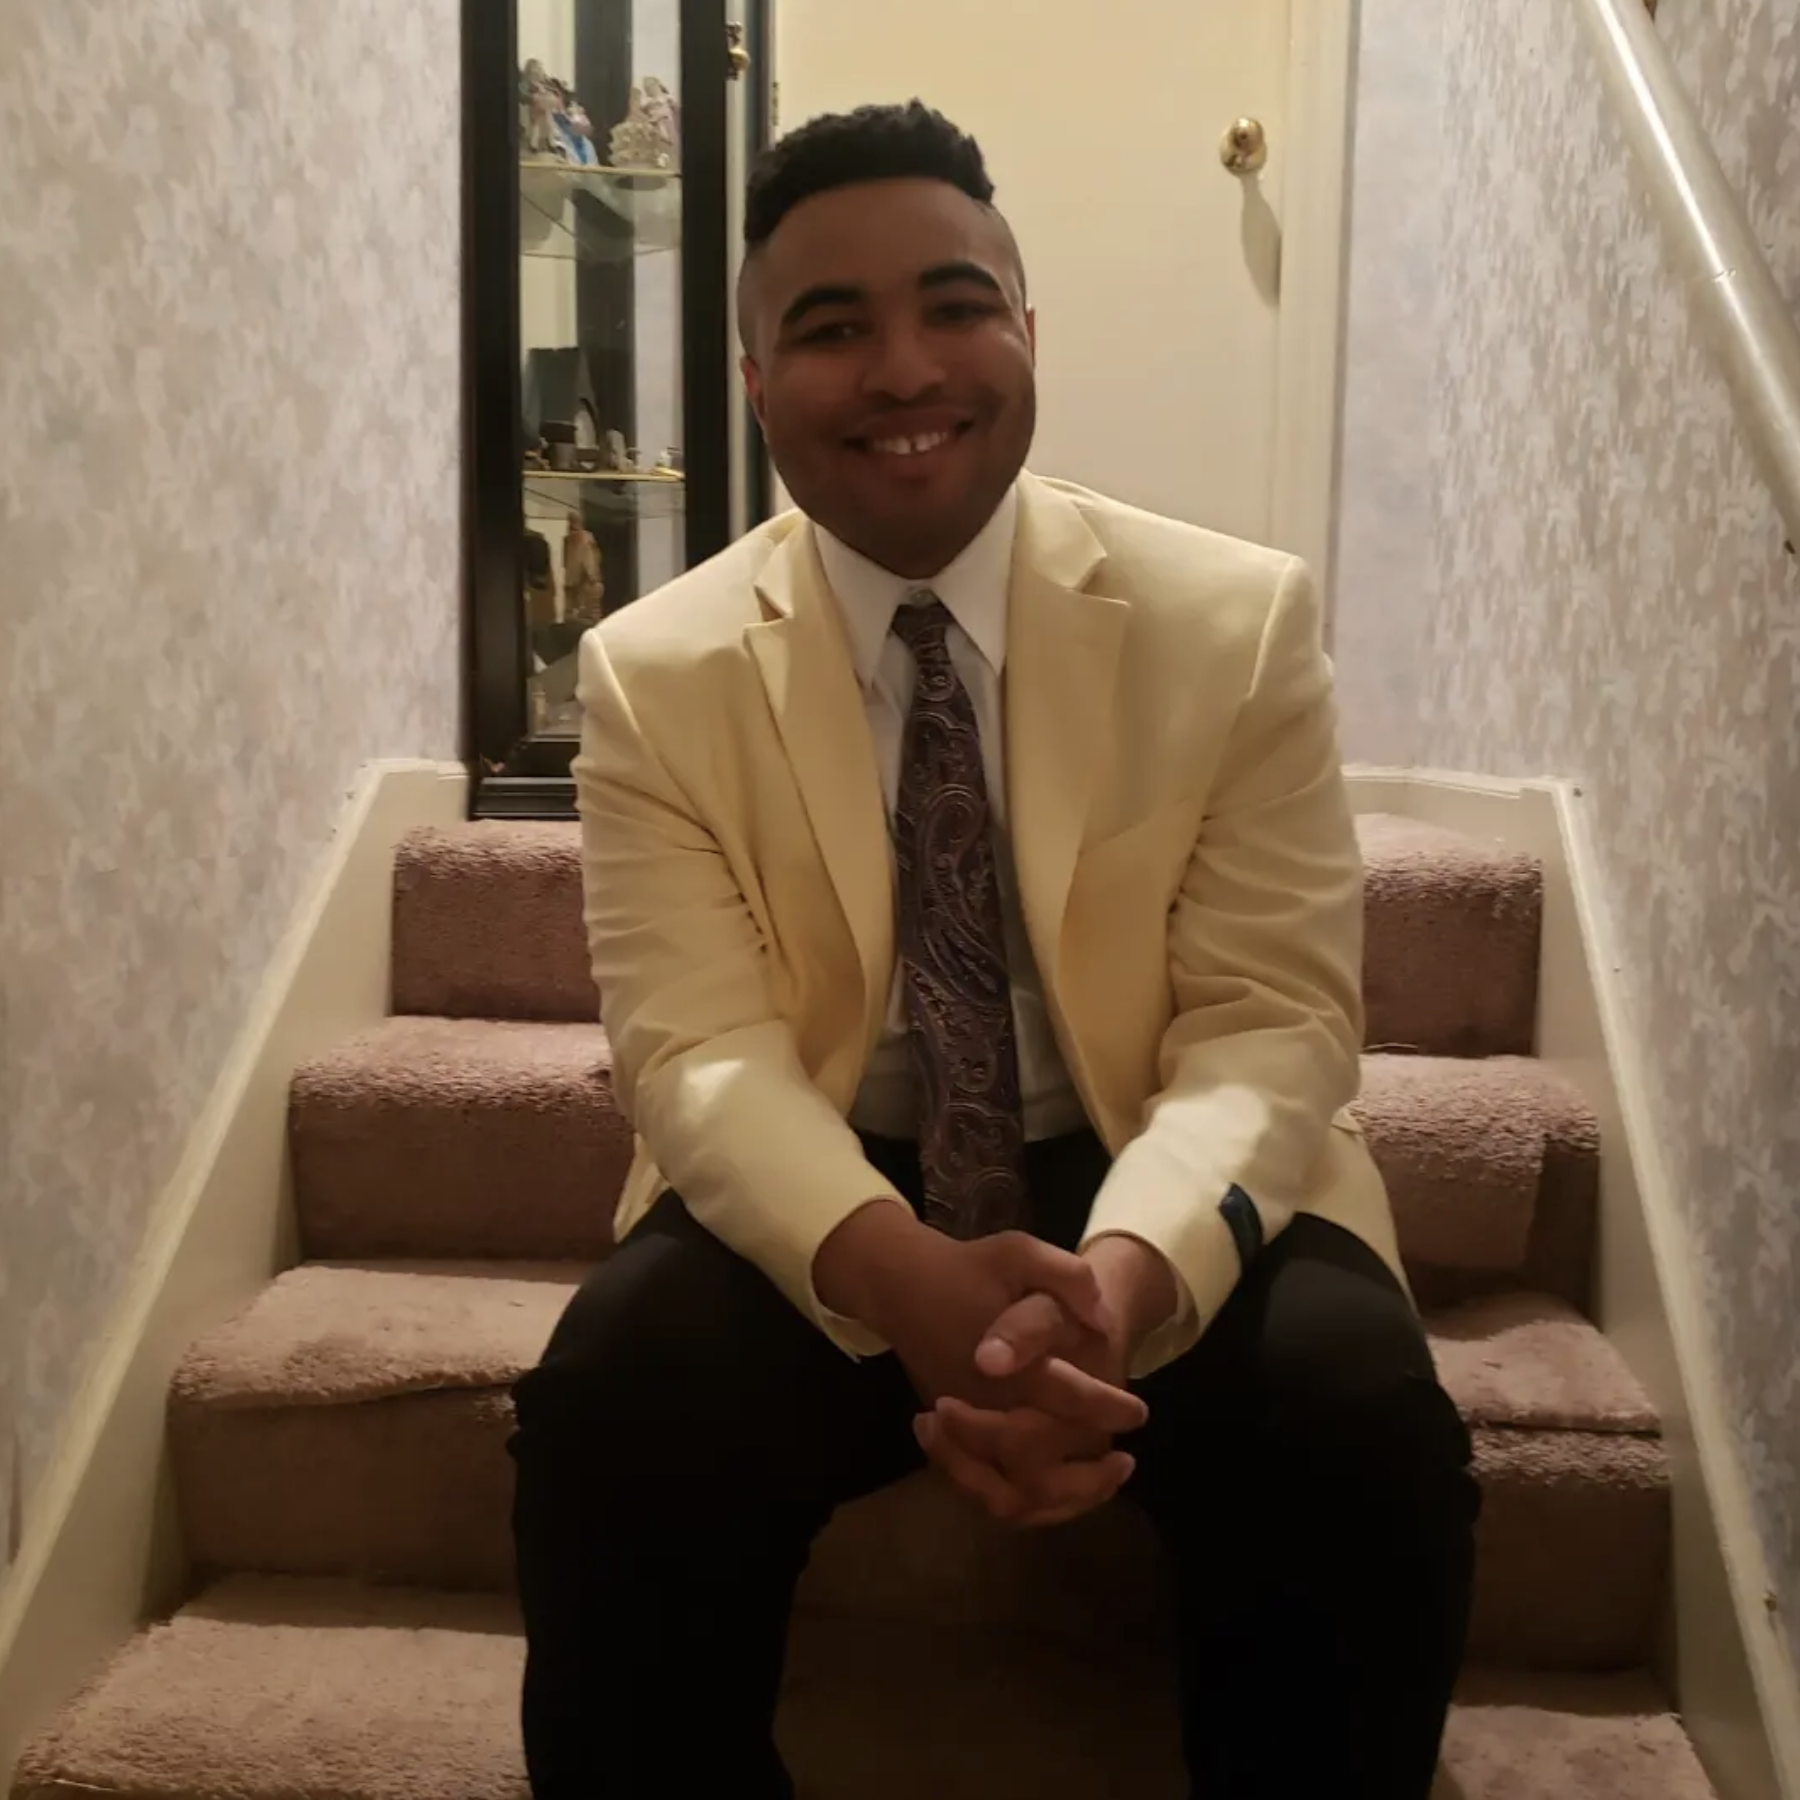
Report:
1249,1226,1475,1500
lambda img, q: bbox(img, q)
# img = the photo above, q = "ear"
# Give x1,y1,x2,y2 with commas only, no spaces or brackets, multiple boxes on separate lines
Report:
740,354,767,428
1025,307,1037,359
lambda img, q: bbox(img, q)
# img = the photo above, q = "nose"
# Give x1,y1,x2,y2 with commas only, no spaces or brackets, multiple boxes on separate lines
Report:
861,319,947,400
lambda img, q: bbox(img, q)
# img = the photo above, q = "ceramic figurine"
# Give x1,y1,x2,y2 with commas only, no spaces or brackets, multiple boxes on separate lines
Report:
609,81,679,170
519,61,560,156
551,89,599,167
641,77,680,166
562,513,604,621
605,428,629,470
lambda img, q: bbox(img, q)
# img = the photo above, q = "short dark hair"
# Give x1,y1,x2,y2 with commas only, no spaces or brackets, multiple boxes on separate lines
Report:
744,100,995,250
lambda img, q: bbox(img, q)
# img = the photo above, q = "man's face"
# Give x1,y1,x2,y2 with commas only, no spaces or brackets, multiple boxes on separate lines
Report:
740,178,1036,578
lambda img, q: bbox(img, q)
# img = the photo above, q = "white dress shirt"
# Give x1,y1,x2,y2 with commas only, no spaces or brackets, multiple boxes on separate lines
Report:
814,487,1091,1146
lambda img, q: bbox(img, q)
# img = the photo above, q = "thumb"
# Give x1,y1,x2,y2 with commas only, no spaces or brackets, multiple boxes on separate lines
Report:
975,1291,1070,1378
1008,1237,1108,1336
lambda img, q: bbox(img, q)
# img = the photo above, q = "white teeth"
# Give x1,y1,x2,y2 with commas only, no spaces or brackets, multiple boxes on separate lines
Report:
870,430,952,457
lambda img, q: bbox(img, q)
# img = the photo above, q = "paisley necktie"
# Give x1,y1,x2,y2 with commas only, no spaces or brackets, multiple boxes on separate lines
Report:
889,595,1029,1237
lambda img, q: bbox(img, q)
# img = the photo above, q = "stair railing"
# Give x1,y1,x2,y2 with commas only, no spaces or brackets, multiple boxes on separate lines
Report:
1577,0,1800,553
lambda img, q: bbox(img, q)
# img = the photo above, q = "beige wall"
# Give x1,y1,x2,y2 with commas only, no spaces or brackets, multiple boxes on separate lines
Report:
0,3,462,1580
1335,0,1800,1670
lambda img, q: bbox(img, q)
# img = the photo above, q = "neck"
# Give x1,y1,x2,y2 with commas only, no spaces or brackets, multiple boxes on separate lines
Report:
831,515,989,583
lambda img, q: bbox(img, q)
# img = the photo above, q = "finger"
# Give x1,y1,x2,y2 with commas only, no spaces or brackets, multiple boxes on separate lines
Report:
1012,1450,1137,1526
975,1291,1077,1378
1020,1358,1149,1435
996,1234,1110,1335
934,1395,1103,1472
932,1401,1127,1522
915,1413,1028,1522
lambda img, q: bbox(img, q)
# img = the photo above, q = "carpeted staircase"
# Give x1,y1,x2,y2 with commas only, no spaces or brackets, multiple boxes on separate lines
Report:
11,814,1722,1799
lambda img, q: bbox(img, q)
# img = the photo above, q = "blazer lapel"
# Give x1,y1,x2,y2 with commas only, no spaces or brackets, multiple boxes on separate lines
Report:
745,524,894,1031
1006,477,1126,986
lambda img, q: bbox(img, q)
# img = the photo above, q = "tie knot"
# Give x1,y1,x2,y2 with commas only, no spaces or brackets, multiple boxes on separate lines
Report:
890,593,955,664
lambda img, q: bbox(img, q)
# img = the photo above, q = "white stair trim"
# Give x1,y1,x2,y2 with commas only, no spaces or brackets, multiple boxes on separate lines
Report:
1349,768,1798,1800
0,760,469,1786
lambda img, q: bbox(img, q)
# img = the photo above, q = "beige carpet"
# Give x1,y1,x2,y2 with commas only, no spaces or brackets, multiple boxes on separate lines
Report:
14,1579,1718,1800
12,813,1721,1799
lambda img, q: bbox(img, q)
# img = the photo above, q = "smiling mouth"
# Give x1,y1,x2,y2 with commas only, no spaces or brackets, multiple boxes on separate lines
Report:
851,421,975,458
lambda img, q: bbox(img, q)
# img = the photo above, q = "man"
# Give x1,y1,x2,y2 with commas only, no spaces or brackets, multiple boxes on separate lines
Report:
509,100,1479,1799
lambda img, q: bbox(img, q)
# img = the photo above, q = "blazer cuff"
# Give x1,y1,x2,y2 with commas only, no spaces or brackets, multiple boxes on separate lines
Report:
1085,1152,1290,1375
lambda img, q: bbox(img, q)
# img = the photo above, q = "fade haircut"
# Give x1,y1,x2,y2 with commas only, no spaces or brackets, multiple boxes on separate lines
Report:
744,100,996,251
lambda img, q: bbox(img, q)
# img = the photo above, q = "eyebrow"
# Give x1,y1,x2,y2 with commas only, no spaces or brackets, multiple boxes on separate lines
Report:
917,260,1006,296
777,283,865,333
776,261,1008,335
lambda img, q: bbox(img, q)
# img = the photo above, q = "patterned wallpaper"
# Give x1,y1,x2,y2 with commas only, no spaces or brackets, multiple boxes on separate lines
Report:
1335,0,1800,1670
0,1,462,1574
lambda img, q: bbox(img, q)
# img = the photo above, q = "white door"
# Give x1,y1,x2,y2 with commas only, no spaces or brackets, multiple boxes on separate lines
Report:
771,0,1293,544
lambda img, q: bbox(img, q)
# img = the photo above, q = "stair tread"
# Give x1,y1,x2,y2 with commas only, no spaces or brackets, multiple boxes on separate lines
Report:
170,1258,1656,1436
397,812,1534,870
295,1015,1594,1279
388,815,1545,1057
302,1013,1585,1103
298,1013,614,1081
14,1576,1717,1800
1355,809,1538,869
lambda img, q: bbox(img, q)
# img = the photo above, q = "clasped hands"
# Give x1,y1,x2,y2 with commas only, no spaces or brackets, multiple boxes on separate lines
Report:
816,1204,1175,1529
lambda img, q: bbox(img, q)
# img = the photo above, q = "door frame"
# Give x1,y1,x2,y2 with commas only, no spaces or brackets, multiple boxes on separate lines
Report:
1271,0,1355,636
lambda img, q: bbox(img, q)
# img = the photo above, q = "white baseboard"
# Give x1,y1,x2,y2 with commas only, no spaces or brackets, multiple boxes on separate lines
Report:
1348,768,1799,1800
0,759,468,1785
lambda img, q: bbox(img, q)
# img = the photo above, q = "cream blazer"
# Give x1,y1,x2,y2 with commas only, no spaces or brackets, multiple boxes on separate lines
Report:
572,473,1401,1373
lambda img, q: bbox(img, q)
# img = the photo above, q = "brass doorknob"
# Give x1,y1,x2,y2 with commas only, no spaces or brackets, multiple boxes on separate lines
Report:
1219,117,1268,175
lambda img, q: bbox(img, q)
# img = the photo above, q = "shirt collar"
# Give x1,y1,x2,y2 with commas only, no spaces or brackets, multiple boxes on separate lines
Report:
816,485,1019,691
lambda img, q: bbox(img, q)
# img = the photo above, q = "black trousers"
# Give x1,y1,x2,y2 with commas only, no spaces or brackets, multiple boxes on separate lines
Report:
509,1131,1480,1799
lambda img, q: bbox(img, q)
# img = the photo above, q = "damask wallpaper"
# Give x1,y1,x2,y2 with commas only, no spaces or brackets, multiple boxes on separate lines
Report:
0,1,462,1574
1337,0,1800,1671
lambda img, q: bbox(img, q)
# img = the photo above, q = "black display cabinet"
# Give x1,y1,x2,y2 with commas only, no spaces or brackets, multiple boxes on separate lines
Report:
462,0,774,818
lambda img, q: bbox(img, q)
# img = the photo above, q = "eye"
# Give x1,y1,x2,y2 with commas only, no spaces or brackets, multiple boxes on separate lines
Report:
933,299,999,324
797,319,863,345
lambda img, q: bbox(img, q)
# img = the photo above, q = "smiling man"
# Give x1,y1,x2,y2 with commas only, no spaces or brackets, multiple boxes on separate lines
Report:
508,101,1480,1800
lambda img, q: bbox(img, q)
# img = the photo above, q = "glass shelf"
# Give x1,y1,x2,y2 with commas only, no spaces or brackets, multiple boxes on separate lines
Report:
523,467,686,523
519,158,682,259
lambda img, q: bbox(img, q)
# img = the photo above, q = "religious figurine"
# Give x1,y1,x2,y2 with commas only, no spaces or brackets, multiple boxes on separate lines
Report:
519,60,599,166
641,77,680,166
605,428,629,471
519,61,560,156
562,513,604,621
609,80,680,170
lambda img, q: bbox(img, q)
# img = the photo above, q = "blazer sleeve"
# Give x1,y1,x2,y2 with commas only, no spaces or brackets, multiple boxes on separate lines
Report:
572,629,907,1355
1079,556,1365,1373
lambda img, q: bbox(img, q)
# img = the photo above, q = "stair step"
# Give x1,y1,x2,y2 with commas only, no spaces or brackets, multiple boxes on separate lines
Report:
291,1017,631,1262
12,1577,1717,1800
169,1264,1666,1669
292,1020,1597,1297
388,813,1543,1057
1357,812,1542,1057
